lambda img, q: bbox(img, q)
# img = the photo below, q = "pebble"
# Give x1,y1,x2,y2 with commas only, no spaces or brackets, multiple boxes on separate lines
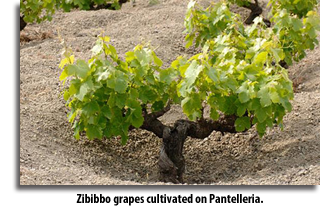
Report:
298,170,307,176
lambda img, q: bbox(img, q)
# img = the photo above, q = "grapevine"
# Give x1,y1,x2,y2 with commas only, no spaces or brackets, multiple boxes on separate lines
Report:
59,0,320,183
20,0,129,31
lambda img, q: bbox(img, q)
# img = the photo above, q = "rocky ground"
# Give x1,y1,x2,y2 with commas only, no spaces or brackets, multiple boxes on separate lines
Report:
20,0,320,185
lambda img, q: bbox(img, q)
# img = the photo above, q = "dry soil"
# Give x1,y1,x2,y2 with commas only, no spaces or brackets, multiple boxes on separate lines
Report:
20,0,320,185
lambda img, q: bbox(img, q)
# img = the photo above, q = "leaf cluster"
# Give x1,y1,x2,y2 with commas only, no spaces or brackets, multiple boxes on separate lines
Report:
60,36,179,144
20,0,122,24
269,0,320,65
183,0,294,136
59,0,319,143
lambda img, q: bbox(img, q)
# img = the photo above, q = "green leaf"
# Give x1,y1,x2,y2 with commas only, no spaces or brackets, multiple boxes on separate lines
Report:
206,66,219,83
59,68,69,81
63,91,70,101
185,34,194,49
210,108,220,121
128,88,139,101
238,92,250,103
235,116,251,132
256,122,266,137
126,98,141,112
245,48,255,60
179,60,203,96
71,60,90,79
291,18,303,32
152,51,163,66
82,100,100,115
69,79,81,96
152,101,165,112
107,71,128,93
125,51,135,62
237,82,250,103
139,87,157,103
160,69,175,85
75,85,88,101
108,44,118,59
101,105,112,119
130,113,144,128
96,68,111,81
280,98,293,112
126,99,143,128
135,49,150,67
257,86,272,107
237,104,247,117
120,133,129,145
181,94,202,121
306,27,317,38
115,93,127,109
254,51,268,65
107,92,116,107
247,98,260,111
73,121,81,140
103,124,113,138
255,107,267,123
59,55,74,69
100,35,110,42
270,48,285,63
269,89,280,103
74,79,93,101
185,60,203,84
68,110,77,123
86,125,102,140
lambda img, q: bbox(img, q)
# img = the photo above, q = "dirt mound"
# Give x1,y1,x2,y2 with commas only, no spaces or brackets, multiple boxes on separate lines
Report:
20,0,320,185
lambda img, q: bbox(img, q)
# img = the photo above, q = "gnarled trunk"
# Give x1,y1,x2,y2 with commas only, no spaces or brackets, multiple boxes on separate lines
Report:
158,121,189,183
140,105,238,183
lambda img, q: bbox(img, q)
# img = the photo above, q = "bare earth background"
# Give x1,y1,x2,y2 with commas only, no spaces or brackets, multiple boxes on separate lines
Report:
20,0,320,185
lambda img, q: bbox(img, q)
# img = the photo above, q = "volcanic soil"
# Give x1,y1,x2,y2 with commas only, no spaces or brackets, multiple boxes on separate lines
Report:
20,0,320,185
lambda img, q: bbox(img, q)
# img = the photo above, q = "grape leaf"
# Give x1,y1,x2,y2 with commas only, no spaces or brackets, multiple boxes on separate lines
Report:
237,104,247,117
269,89,280,103
115,93,127,109
82,100,100,115
72,60,90,79
179,60,203,96
235,117,251,132
255,107,267,123
86,125,102,140
210,108,220,121
257,86,272,107
152,51,163,67
256,122,266,137
206,66,219,83
291,18,303,31
74,79,93,101
96,68,111,82
59,68,69,81
181,95,202,121
101,105,112,119
254,51,268,64
107,71,128,93
237,82,250,103
152,101,165,112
